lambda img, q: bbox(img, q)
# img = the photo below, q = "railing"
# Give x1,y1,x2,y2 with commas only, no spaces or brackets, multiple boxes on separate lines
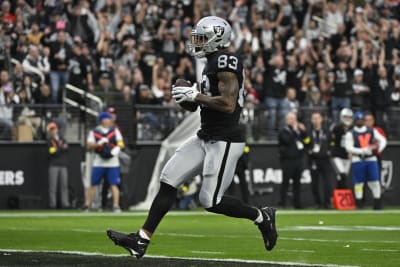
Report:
1,103,400,144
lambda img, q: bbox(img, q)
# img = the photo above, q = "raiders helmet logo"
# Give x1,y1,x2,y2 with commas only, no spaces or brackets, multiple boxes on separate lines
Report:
213,26,225,37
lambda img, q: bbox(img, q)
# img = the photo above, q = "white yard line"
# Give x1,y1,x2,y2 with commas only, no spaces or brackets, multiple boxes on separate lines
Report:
281,226,400,231
0,209,399,218
190,250,224,254
361,248,400,253
4,226,400,244
0,248,359,267
279,249,315,253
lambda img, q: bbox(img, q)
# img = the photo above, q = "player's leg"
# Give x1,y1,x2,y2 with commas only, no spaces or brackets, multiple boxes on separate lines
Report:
352,162,366,209
141,137,204,236
107,136,204,257
332,157,349,189
83,167,105,210
366,161,383,210
107,167,121,211
200,141,277,251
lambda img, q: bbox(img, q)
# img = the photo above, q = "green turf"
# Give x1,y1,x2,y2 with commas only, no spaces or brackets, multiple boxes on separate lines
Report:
1,210,399,266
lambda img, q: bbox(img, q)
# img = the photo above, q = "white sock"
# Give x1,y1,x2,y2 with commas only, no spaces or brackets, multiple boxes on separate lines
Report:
354,183,364,200
254,209,263,224
367,181,381,199
139,229,150,240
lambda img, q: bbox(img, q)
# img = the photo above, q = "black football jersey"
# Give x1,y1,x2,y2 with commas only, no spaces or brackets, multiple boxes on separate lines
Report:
197,50,245,142
329,124,350,158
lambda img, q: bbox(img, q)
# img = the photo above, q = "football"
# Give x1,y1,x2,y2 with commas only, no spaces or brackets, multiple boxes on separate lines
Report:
173,79,199,112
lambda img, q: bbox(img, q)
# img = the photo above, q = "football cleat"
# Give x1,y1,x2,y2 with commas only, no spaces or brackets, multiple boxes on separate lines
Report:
255,207,278,251
106,230,149,258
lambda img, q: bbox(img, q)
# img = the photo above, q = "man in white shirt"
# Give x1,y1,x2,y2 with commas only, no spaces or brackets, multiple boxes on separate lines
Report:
83,112,125,212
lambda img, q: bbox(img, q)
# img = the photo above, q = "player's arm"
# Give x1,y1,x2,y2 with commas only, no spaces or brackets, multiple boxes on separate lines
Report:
373,129,387,153
195,71,238,113
115,129,125,149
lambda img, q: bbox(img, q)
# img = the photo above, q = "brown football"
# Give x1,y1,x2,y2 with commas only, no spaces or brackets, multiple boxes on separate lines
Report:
174,78,199,112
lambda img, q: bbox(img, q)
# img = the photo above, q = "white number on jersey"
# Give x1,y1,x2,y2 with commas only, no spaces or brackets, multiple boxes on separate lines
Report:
217,55,238,70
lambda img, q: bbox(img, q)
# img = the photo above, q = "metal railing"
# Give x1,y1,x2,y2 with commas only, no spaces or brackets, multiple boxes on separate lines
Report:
1,103,400,144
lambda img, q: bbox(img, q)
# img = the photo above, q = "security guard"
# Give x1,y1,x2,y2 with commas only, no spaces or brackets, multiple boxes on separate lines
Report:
306,112,333,209
278,112,309,209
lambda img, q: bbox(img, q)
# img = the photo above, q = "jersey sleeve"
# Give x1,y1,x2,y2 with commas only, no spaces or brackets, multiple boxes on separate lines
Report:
115,128,123,142
87,130,95,143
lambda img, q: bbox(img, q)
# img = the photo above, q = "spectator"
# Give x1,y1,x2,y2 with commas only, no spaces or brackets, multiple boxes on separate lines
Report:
65,1,97,46
22,45,50,87
303,85,328,111
47,122,69,209
264,54,288,136
83,112,125,212
325,43,357,121
278,112,308,209
282,87,300,116
67,41,94,93
48,31,70,103
27,23,44,46
371,65,393,131
0,1,14,25
16,75,35,104
37,83,52,104
0,83,16,140
96,31,114,77
95,72,113,105
351,69,370,110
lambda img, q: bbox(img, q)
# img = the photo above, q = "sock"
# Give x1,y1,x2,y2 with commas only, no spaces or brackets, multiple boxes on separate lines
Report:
254,209,263,224
354,183,364,200
205,195,259,221
138,229,150,240
142,182,177,233
367,181,381,199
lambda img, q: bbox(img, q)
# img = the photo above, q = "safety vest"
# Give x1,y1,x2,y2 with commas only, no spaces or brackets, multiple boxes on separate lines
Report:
352,128,374,149
93,128,117,159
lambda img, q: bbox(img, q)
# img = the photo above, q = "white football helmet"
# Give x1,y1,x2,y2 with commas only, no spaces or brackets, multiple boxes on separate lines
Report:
188,16,232,58
340,108,353,126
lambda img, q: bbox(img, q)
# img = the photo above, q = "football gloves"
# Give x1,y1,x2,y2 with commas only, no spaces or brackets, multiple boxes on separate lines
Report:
172,83,199,103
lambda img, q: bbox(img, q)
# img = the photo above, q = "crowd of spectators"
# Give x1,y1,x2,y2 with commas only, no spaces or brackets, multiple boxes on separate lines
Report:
0,0,399,142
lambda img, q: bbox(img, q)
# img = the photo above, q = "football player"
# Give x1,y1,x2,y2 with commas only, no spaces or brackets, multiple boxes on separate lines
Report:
329,108,353,188
107,16,277,258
